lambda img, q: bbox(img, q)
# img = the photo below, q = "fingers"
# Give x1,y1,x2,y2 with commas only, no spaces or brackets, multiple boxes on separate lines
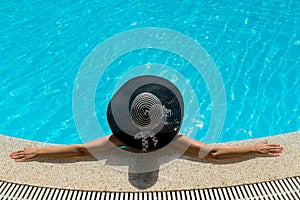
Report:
262,146,283,156
10,147,38,162
10,150,24,154
268,144,281,147
260,149,281,157
11,154,33,162
261,141,282,150
15,158,29,162
10,151,24,159
10,150,28,162
10,151,23,157
271,145,283,151
266,153,280,157
260,140,280,145
262,141,281,147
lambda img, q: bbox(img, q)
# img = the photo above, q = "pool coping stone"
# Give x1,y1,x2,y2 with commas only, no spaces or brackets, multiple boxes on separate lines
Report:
1,131,299,192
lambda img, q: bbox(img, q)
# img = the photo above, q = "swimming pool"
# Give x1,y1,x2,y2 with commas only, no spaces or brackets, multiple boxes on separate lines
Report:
1,0,299,144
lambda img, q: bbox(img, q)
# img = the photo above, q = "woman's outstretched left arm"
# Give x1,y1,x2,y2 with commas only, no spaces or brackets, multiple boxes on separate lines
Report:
10,134,124,162
10,144,89,162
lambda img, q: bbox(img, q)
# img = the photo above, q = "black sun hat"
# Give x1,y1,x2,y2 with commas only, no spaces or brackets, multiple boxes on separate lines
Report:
107,75,184,152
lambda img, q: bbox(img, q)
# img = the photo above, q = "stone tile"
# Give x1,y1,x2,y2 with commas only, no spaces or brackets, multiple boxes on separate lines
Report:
1,132,299,191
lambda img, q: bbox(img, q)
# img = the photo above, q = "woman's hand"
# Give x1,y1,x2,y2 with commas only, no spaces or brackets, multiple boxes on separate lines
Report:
10,148,38,162
254,141,283,157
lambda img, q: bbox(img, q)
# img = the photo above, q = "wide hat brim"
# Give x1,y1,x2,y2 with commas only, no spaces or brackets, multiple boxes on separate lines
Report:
107,75,184,152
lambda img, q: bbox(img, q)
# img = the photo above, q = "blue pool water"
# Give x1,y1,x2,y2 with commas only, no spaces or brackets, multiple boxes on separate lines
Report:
1,0,300,144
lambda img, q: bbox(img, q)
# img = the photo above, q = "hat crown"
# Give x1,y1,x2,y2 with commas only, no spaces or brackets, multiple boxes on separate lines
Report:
130,92,165,131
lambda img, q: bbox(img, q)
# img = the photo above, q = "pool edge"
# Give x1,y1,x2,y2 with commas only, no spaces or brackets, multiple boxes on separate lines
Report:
1,131,299,192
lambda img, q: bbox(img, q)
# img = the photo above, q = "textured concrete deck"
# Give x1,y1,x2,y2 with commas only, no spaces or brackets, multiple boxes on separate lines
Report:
1,131,299,192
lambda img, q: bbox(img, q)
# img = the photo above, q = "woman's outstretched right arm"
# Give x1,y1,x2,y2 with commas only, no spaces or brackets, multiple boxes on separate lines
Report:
172,134,283,160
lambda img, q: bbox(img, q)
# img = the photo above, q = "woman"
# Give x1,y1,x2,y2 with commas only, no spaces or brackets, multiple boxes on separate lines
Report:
10,76,283,162
10,134,282,162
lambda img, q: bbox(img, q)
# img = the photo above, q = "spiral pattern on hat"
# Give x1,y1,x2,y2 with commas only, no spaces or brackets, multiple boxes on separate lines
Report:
130,92,165,130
